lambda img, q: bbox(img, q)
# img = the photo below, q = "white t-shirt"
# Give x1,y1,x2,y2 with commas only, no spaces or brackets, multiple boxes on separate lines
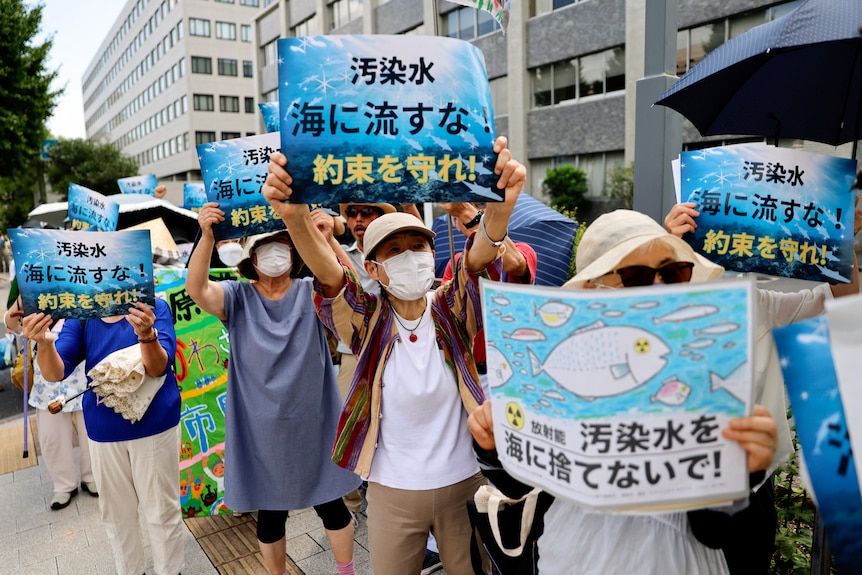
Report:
367,294,479,489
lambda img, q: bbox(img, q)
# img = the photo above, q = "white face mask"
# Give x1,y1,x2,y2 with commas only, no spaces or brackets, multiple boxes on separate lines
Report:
377,250,435,301
217,242,243,267
254,242,292,277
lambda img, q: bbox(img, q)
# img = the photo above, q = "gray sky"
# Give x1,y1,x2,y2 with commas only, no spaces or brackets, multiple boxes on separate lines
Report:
38,0,126,139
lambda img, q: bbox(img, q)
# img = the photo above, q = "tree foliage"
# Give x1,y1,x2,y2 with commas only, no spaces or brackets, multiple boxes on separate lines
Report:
542,165,589,213
45,139,139,198
604,163,634,209
0,0,60,178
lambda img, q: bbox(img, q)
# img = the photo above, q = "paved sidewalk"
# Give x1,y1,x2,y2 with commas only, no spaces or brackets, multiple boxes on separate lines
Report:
0,417,374,575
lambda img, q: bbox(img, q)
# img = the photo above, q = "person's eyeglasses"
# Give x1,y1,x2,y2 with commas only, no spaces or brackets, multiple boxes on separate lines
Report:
612,261,694,287
345,206,383,218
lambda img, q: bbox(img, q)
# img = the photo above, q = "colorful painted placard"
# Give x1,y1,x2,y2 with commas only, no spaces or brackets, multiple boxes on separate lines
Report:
8,228,155,319
67,183,120,232
183,182,207,213
117,174,159,195
680,143,857,283
277,34,500,206
481,278,754,511
196,131,285,241
258,101,279,133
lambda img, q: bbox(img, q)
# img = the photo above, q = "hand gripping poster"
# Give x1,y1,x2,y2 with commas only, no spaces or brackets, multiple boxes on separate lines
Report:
772,312,862,572
155,268,242,517
277,35,500,206
481,278,754,511
196,131,286,241
680,143,857,283
67,183,120,232
8,228,155,320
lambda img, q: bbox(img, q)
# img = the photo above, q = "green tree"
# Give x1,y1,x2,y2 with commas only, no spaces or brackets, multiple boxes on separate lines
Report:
45,138,139,198
0,0,60,178
542,165,589,213
604,163,634,209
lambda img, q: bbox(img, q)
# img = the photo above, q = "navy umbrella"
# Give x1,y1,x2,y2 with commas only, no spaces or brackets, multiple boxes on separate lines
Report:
432,194,578,287
656,0,862,151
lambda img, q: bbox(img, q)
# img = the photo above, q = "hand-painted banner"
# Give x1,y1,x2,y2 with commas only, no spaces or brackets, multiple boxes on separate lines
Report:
680,143,857,283
155,268,242,517
258,101,279,134
481,278,754,511
117,174,159,195
196,131,286,241
183,182,207,213
8,228,155,319
448,0,510,30
277,35,500,206
773,315,862,573
67,183,120,231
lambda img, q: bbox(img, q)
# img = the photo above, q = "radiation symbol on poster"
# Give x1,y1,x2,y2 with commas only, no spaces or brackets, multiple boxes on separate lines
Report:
505,402,525,430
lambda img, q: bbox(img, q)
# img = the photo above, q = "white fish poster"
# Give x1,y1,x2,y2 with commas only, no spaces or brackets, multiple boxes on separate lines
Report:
67,183,120,232
258,101,279,133
772,315,862,573
481,279,754,511
680,143,857,283
117,174,159,195
277,35,500,206
8,228,155,320
196,131,285,241
183,182,207,213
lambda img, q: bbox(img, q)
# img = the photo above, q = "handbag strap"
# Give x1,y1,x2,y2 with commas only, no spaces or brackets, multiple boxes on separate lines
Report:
480,485,543,558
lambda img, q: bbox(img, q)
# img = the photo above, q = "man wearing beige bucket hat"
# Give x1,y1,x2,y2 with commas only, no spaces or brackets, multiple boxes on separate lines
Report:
263,136,526,575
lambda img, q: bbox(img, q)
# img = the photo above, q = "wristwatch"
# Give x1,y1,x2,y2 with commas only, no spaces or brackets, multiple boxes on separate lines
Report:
138,328,159,344
463,210,484,229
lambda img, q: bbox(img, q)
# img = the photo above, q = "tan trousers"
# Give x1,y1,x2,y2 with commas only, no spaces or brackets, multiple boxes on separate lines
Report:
89,425,185,575
36,408,94,493
366,473,488,575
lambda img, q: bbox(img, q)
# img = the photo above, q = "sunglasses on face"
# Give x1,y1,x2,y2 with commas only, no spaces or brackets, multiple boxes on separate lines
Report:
611,261,695,287
345,206,383,218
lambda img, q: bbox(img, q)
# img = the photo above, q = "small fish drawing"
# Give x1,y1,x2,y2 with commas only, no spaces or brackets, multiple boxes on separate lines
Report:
491,309,502,315
722,342,736,349
631,301,660,310
500,315,517,323
710,362,748,403
693,321,740,336
542,389,566,402
679,350,693,356
587,302,606,310
485,346,514,388
491,294,511,306
690,354,705,361
535,300,574,327
653,304,719,324
683,338,717,350
528,320,670,399
602,310,624,318
650,376,692,406
503,328,547,342
538,399,551,407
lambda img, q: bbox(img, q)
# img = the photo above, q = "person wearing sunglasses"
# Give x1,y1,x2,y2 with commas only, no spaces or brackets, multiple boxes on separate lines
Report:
468,209,781,574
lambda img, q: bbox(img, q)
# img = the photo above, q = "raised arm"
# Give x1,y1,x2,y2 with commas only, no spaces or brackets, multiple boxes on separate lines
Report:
186,202,226,320
463,137,526,272
263,153,345,296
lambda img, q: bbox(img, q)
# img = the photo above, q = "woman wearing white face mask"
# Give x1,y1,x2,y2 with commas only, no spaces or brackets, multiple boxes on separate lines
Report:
215,239,243,268
186,202,362,575
262,136,527,575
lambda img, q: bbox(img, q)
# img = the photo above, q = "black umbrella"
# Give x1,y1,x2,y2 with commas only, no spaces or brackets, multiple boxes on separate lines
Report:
656,0,862,154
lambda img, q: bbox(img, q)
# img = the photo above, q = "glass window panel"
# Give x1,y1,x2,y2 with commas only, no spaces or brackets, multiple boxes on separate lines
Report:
605,47,625,93
771,0,804,20
530,0,553,18
553,0,575,9
578,52,604,98
459,8,475,40
553,60,577,103
729,11,764,39
477,10,496,36
689,23,721,68
676,30,689,75
532,65,552,108
445,11,459,38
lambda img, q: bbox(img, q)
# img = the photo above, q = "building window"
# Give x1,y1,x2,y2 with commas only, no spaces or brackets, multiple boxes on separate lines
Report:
293,15,318,37
531,47,625,108
263,89,278,102
216,21,237,40
444,6,499,39
189,18,210,37
177,20,184,39
245,97,255,113
218,58,238,76
330,0,362,30
193,94,214,111
243,60,253,77
534,151,624,199
191,56,212,74
240,0,259,5
262,39,278,66
489,76,508,117
196,131,217,146
530,0,576,18
222,131,241,140
220,95,240,113
215,0,234,3
241,24,252,42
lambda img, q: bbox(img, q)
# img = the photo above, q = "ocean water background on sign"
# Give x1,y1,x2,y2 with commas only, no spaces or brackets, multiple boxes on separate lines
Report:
277,35,501,205
258,101,279,133
483,283,750,421
773,316,862,572
681,144,857,283
183,182,207,212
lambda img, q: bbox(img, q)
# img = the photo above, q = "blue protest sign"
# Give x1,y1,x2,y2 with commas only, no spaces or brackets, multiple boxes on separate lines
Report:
40,139,59,161
67,183,120,231
8,228,156,320
681,144,857,283
183,182,207,213
196,131,285,241
117,174,159,195
277,34,499,206
258,101,279,133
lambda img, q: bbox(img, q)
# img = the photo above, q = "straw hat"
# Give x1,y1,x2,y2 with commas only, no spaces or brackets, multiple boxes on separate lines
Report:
123,218,179,262
362,212,436,261
563,210,724,289
339,203,397,220
236,230,300,280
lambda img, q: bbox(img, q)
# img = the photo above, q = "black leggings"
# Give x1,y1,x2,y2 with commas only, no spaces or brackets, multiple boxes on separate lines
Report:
256,498,352,544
